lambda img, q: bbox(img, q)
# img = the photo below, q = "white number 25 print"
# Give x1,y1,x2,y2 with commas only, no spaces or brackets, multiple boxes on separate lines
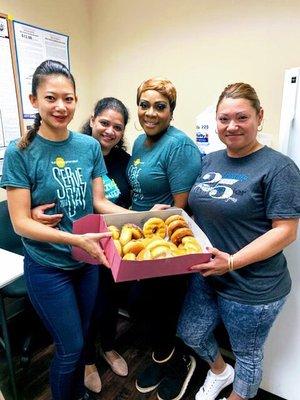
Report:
196,172,238,201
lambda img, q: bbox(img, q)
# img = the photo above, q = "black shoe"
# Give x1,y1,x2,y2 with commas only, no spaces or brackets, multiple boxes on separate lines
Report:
82,392,94,400
78,392,93,400
157,354,196,400
135,350,174,393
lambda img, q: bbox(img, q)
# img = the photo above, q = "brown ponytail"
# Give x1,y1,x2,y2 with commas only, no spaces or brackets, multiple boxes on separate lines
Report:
18,113,42,149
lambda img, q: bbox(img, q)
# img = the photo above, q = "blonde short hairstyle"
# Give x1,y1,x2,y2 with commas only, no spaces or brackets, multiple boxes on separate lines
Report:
137,77,177,112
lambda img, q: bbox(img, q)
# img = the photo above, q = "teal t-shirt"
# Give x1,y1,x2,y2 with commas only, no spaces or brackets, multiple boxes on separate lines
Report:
0,131,107,269
127,126,202,211
102,174,121,203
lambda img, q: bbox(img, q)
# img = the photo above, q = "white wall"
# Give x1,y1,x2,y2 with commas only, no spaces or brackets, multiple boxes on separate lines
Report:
89,0,300,150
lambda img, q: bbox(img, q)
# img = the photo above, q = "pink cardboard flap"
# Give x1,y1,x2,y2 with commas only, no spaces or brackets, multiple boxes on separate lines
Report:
72,208,212,282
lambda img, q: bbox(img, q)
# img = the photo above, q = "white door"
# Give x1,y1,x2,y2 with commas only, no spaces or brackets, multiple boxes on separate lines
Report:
261,68,300,399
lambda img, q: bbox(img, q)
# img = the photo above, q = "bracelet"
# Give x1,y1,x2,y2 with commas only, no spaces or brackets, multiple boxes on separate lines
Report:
228,254,234,272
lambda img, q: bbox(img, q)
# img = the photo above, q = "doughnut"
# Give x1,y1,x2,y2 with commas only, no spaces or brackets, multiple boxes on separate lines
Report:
136,248,152,261
151,246,172,259
113,239,122,256
167,242,178,252
171,248,187,257
184,243,202,253
119,225,133,246
181,236,198,245
145,239,170,252
108,225,120,240
123,253,136,260
164,214,185,226
141,235,162,247
123,223,144,239
167,219,188,237
181,236,202,253
123,239,145,255
170,227,193,246
143,217,166,238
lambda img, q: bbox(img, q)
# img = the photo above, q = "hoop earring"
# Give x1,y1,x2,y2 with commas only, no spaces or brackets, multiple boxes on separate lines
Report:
134,121,143,131
257,119,264,132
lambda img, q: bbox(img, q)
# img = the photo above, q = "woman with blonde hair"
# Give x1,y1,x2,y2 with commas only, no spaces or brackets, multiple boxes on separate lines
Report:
127,77,202,400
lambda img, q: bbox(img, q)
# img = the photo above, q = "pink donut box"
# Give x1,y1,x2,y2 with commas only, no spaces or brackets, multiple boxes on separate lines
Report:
72,208,212,282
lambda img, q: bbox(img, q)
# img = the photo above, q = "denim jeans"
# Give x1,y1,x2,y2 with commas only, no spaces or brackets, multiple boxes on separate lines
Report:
23,250,99,400
177,274,286,399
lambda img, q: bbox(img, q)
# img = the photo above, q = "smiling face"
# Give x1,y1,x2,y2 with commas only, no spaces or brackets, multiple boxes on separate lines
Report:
90,109,125,155
29,74,77,139
138,90,172,137
216,97,264,157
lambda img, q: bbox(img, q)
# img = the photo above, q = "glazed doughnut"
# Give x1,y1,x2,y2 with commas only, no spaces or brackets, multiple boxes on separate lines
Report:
170,227,193,246
145,239,170,252
167,242,178,252
171,248,187,257
167,219,188,237
181,236,202,253
164,214,185,226
123,223,144,239
119,225,133,246
143,217,166,238
123,253,136,260
184,243,202,254
142,235,162,247
181,236,198,245
113,239,123,256
108,225,120,240
123,239,145,255
151,246,172,259
136,248,152,261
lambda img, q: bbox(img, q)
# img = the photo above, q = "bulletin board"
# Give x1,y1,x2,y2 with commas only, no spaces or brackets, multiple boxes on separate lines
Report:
0,13,70,176
0,13,23,176
13,20,70,130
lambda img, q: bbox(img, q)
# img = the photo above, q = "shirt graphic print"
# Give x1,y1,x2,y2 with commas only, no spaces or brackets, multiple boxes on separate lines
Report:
194,171,248,203
52,156,87,217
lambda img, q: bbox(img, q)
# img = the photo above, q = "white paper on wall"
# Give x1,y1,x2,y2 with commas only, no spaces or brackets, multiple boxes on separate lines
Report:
195,104,225,155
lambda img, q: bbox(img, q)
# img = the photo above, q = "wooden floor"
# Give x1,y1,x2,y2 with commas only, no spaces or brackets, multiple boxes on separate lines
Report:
0,316,286,400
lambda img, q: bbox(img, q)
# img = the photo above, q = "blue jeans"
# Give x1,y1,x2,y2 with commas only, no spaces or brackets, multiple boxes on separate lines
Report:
23,250,99,400
177,274,286,399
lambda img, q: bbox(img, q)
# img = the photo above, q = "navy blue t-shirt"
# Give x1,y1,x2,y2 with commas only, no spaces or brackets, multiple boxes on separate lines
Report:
189,146,300,304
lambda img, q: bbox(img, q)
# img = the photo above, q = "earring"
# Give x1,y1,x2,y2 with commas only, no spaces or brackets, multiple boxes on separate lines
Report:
258,119,264,132
134,121,143,131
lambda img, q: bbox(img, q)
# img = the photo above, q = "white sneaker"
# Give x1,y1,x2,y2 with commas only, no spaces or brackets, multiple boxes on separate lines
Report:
195,363,234,400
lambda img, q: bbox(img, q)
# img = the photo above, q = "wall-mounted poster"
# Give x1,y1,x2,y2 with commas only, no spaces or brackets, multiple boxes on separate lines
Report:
13,20,69,129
